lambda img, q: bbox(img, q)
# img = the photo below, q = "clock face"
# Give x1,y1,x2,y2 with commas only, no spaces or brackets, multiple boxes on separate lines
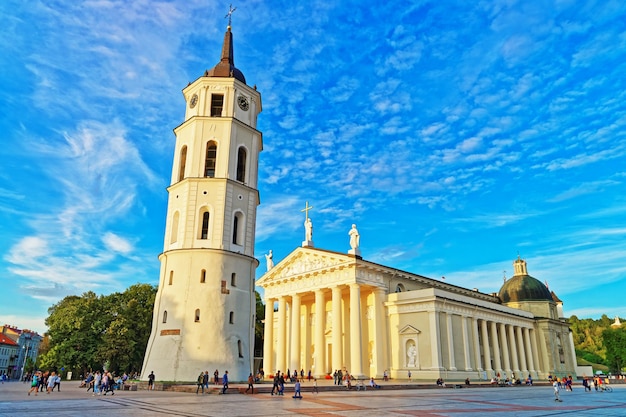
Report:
190,94,198,108
237,95,249,111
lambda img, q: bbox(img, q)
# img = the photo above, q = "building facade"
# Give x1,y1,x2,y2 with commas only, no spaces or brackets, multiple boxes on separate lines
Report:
0,325,42,380
141,23,262,382
257,245,576,382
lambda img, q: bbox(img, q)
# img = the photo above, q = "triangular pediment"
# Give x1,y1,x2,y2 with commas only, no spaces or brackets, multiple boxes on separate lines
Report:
256,247,355,287
399,325,421,335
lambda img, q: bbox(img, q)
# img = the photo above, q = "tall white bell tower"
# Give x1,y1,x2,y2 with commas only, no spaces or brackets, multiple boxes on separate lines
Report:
142,21,262,382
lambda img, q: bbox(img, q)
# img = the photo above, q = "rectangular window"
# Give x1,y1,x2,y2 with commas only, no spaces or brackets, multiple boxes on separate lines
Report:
211,94,224,117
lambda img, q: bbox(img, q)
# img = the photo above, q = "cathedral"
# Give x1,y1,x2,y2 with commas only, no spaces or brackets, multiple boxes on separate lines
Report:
142,17,576,383
257,241,577,381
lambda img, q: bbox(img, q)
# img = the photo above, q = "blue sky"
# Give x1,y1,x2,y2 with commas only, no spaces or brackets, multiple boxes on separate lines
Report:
1,1,625,335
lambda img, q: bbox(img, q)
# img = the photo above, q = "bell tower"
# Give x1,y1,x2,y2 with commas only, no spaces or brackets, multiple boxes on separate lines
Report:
141,20,262,382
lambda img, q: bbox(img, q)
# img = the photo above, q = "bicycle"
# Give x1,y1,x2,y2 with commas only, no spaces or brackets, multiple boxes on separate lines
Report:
599,385,613,392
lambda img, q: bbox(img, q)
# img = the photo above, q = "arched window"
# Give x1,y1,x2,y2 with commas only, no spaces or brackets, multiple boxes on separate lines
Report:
229,311,234,324
169,271,174,285
170,212,180,244
231,272,236,287
395,284,405,293
232,212,244,245
238,340,244,358
195,309,200,322
162,310,168,323
236,147,247,182
200,211,210,239
200,269,206,283
204,142,217,178
178,146,187,182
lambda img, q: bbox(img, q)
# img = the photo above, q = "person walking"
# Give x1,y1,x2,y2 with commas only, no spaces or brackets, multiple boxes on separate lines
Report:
93,371,101,396
27,372,40,396
292,379,302,399
553,378,562,402
271,371,280,395
313,378,319,394
196,372,204,394
221,371,229,394
203,371,209,392
278,372,285,395
245,373,254,394
214,369,219,385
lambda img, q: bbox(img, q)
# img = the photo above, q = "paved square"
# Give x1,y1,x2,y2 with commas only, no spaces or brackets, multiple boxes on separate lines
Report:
1,381,624,416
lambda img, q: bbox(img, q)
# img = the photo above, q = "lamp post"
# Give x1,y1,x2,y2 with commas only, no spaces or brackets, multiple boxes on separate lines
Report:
20,345,30,382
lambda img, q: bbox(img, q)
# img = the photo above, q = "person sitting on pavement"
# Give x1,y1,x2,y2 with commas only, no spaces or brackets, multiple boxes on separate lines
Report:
436,378,446,387
369,377,381,389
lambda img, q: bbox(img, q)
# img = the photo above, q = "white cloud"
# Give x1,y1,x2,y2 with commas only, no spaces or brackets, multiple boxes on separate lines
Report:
103,232,134,255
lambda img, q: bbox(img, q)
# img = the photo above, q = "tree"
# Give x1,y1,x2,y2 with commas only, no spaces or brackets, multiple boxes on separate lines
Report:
602,327,626,374
254,291,265,356
39,284,156,378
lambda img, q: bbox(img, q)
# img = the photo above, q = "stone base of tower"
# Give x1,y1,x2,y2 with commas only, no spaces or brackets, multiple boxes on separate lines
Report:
141,249,256,383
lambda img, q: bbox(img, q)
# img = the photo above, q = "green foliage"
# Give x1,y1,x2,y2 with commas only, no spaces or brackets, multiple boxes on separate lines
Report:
569,315,626,373
255,291,265,355
602,327,626,374
568,315,608,363
40,284,156,378
575,349,605,365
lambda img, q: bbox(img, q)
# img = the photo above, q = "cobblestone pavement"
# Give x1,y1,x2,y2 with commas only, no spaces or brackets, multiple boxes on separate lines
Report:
1,380,625,416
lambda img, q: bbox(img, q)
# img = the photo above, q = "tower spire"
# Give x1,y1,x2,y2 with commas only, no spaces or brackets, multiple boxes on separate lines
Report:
207,5,246,83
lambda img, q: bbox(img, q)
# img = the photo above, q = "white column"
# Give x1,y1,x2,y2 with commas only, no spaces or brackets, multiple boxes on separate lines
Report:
446,312,456,371
289,293,301,372
373,288,387,377
530,328,541,377
508,325,520,377
481,319,492,375
276,296,287,374
461,316,472,371
472,318,482,372
499,323,511,377
263,298,274,377
516,326,528,376
523,327,535,374
303,301,311,374
490,321,502,376
314,289,325,378
349,283,363,377
537,329,550,377
331,286,343,372
429,310,444,370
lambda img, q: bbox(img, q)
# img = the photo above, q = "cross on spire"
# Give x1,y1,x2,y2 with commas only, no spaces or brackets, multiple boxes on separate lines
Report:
225,4,237,27
301,201,313,221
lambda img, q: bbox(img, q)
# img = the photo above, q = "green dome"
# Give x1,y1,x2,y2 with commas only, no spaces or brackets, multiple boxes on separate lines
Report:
498,274,552,303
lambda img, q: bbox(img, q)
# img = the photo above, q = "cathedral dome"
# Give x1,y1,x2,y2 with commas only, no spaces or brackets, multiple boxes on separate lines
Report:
498,257,552,303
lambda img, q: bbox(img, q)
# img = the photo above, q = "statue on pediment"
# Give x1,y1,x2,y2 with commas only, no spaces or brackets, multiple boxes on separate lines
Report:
265,250,274,271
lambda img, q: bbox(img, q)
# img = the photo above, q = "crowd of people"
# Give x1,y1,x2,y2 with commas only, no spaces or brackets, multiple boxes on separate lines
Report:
22,365,616,402
26,371,62,396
